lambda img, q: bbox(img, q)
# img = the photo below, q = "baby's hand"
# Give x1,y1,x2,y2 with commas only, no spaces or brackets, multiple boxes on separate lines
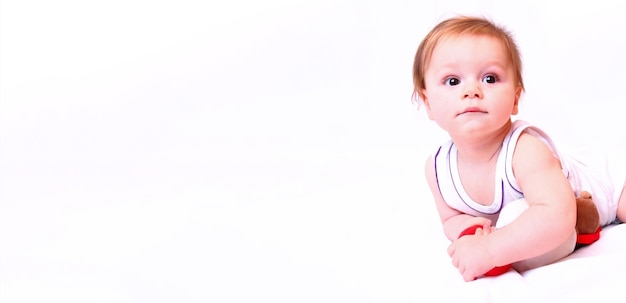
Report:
474,225,494,235
459,217,492,236
448,232,496,281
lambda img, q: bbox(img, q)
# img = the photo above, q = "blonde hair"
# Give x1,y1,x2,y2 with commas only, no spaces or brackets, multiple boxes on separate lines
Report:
412,16,525,103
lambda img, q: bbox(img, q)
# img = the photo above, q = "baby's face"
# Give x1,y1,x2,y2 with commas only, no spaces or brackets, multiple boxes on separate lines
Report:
420,35,522,137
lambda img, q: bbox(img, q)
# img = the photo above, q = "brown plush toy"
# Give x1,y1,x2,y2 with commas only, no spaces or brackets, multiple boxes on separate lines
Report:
575,191,601,245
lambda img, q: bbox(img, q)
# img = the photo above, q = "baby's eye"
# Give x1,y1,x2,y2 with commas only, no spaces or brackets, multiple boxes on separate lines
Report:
444,77,460,86
482,75,498,84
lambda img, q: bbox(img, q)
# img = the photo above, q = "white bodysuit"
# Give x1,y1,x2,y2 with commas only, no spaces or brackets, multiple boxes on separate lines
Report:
433,120,624,226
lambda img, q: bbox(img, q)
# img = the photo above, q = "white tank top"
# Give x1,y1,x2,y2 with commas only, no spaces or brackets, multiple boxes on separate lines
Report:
433,120,569,222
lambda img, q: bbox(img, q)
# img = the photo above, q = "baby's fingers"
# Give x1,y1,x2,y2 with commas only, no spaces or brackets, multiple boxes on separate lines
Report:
447,241,456,257
473,227,484,236
462,270,478,282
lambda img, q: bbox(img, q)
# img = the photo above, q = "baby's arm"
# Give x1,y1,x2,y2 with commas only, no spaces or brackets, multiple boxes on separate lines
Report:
426,135,576,281
484,134,576,266
424,156,492,241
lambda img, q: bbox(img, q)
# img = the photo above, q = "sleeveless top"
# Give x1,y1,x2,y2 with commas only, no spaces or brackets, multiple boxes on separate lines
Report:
433,120,568,222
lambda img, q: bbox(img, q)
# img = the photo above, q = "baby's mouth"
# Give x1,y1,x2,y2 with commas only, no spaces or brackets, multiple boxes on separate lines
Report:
458,107,487,116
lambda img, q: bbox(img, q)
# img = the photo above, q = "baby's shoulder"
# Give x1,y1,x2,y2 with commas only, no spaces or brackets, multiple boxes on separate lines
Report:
512,132,560,165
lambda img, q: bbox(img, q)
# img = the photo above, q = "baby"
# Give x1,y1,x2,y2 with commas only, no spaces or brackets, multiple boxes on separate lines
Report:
412,16,626,281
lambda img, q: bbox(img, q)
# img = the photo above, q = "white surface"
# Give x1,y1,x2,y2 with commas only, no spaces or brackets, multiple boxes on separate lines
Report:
1,1,625,302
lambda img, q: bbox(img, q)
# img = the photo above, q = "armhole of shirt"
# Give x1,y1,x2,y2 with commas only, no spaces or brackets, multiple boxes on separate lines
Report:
504,121,569,194
433,145,444,196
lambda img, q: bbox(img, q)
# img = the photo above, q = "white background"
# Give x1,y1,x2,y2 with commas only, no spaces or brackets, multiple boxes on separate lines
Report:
1,0,625,302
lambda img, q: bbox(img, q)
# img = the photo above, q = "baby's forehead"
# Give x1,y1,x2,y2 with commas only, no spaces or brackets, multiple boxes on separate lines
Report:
435,33,503,48
429,34,509,60
426,34,512,70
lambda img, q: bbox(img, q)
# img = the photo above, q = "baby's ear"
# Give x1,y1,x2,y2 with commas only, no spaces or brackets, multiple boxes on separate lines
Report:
512,86,522,115
419,90,429,107
420,90,435,120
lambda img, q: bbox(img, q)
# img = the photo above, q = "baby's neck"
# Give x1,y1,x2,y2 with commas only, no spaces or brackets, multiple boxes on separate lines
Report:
452,122,512,164
457,142,502,165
